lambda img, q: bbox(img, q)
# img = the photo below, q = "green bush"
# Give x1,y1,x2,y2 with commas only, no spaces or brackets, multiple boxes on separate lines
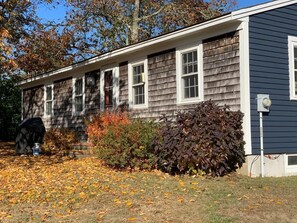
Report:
90,115,158,170
153,101,245,177
43,128,78,156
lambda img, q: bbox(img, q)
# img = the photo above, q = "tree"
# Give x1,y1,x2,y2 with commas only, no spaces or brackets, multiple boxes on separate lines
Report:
0,0,38,74
0,75,21,140
17,27,74,76
62,0,237,61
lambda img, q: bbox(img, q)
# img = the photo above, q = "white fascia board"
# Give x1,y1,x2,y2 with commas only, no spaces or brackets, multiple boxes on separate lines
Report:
231,0,297,20
18,14,233,88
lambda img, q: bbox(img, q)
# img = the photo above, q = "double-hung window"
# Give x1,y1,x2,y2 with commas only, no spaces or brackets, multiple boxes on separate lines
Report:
289,36,297,99
176,44,203,104
128,59,148,108
182,50,199,98
74,77,84,113
45,85,53,116
133,64,145,105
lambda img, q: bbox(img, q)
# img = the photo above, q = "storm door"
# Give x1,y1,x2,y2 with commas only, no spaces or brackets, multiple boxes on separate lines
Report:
104,70,113,109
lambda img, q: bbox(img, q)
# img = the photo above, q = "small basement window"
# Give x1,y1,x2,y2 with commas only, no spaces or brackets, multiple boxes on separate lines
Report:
286,154,297,174
288,155,297,166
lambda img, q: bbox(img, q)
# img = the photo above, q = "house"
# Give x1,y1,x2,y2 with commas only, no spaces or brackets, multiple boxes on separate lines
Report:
18,0,297,177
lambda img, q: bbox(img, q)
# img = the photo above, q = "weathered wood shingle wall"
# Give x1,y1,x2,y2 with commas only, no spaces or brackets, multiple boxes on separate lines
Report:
130,49,197,119
119,61,129,108
126,31,240,119
203,31,240,110
51,77,73,128
85,70,101,115
23,85,44,119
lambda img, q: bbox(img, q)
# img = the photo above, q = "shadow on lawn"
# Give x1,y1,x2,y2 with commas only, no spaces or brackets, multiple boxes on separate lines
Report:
0,141,74,169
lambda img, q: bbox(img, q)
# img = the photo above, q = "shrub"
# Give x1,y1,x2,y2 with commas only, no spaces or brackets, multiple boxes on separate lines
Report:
86,112,158,170
43,128,78,156
153,101,245,177
86,111,130,145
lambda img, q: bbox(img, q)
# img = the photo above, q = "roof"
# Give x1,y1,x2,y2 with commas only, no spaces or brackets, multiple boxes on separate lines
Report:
18,0,297,88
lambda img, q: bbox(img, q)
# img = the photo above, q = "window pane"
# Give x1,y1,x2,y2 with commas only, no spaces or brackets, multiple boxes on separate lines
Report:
75,96,83,112
188,52,192,62
46,86,52,100
182,50,197,75
294,47,297,59
133,85,145,105
288,156,297,165
182,54,187,64
75,79,83,95
294,59,297,69
183,75,199,98
133,64,144,84
46,101,52,115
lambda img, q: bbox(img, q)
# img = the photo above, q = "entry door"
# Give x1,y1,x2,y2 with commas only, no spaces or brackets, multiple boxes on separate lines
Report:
104,70,113,109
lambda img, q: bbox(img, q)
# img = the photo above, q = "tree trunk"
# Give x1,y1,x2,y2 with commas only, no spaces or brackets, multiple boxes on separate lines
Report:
130,0,140,44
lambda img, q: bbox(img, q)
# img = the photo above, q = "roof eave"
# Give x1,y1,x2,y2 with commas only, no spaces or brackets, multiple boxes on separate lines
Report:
17,13,234,88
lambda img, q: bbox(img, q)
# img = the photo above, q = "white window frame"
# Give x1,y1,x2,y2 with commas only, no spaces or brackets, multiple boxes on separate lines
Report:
72,75,85,115
128,58,148,109
289,36,297,100
176,42,203,105
44,83,54,117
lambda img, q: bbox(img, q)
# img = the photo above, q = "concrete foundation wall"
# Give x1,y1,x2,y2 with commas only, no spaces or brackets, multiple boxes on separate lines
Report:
239,154,297,177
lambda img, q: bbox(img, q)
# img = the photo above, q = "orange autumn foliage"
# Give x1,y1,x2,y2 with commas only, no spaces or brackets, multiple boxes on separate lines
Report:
86,111,130,144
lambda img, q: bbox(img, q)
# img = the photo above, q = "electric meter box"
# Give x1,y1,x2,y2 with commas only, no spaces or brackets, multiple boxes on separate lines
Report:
257,94,272,112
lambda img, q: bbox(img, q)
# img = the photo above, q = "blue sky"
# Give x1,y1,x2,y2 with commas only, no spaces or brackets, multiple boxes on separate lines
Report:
37,0,272,21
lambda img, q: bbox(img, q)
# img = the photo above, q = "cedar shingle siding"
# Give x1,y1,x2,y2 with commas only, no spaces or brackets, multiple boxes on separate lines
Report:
51,77,73,128
23,85,44,118
22,31,240,130
203,31,240,111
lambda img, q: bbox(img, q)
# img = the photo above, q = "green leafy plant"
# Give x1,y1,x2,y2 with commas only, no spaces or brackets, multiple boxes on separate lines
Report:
153,101,245,177
87,112,158,170
43,128,78,156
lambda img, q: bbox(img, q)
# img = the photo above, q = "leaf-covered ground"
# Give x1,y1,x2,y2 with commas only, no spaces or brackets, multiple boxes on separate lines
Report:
1,142,297,223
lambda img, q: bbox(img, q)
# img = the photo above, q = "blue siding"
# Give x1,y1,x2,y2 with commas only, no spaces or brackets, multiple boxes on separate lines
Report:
249,4,297,154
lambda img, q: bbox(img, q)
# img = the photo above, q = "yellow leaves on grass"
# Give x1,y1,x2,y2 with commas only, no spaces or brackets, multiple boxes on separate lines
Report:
0,157,109,208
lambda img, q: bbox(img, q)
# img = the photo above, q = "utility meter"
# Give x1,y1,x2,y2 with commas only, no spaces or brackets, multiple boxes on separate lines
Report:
257,94,272,112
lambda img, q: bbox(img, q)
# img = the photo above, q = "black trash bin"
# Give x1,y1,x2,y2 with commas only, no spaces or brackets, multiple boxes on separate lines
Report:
15,117,46,155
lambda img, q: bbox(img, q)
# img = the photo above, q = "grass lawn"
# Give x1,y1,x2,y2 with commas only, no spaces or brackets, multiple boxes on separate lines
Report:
1,142,297,223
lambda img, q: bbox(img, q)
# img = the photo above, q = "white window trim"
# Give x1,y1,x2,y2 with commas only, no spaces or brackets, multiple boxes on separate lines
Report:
72,75,85,115
128,58,149,109
289,36,297,100
44,83,54,117
100,66,119,111
176,42,204,105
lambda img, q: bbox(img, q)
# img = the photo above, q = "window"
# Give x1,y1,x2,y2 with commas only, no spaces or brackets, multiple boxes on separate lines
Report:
73,77,84,113
288,156,297,166
45,85,53,116
289,36,297,99
133,64,145,105
176,44,203,104
182,51,198,98
286,154,297,174
128,59,148,108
